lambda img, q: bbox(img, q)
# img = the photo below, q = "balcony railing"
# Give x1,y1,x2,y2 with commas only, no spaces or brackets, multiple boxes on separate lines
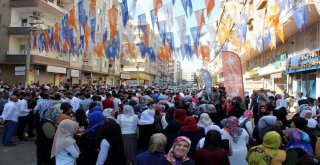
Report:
7,50,27,55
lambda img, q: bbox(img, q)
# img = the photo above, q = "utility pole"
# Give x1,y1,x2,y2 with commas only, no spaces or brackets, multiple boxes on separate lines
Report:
25,12,43,89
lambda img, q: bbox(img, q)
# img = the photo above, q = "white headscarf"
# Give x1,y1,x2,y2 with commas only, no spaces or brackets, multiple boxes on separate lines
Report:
275,99,286,110
197,113,213,128
51,119,79,158
103,108,116,121
138,109,155,125
300,109,318,128
123,105,135,118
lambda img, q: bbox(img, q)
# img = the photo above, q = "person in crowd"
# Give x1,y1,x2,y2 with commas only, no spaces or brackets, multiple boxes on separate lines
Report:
74,108,89,129
36,101,61,165
177,116,205,158
238,110,254,139
297,92,307,102
80,93,92,112
117,105,138,164
51,119,80,165
299,108,318,129
1,95,19,146
103,108,117,123
66,92,81,113
58,102,73,123
267,96,276,112
95,116,126,165
247,131,286,165
16,92,31,141
137,103,157,151
161,107,175,129
76,111,106,165
157,136,195,165
136,133,167,165
256,115,277,140
285,128,313,155
196,124,224,150
102,92,114,109
221,116,249,165
273,99,288,129
163,109,187,152
195,130,230,165
197,113,213,129
27,92,38,138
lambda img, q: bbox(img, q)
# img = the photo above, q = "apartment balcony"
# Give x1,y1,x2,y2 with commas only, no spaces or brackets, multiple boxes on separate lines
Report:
8,26,29,35
10,0,68,17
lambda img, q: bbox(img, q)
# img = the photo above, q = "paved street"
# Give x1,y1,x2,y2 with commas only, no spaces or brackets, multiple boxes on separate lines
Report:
0,127,36,165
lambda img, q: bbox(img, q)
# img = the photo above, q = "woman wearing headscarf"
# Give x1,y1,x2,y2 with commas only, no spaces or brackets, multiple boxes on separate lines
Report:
103,108,117,123
273,99,288,129
138,108,157,151
196,124,226,150
51,119,80,165
256,115,277,140
163,109,187,152
290,117,316,152
136,133,167,165
300,108,318,129
197,113,213,129
238,110,254,139
157,136,195,165
76,111,106,165
37,103,61,165
58,102,73,123
221,116,249,165
117,105,138,164
285,128,313,155
161,107,175,129
247,131,286,165
94,118,126,165
177,116,205,158
195,130,230,165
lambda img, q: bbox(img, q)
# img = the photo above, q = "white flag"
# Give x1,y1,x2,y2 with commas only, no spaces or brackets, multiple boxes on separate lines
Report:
175,15,187,45
206,24,216,47
130,0,137,18
162,3,174,31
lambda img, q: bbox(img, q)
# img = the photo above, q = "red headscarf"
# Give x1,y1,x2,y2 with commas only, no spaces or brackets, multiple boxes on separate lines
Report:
174,109,187,124
180,116,202,132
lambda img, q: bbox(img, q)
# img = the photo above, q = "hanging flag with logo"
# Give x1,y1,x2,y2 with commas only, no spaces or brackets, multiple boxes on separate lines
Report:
53,23,59,51
154,0,163,16
62,14,69,43
89,0,96,17
113,31,120,59
106,40,116,59
205,0,215,18
264,28,271,48
276,23,285,43
270,28,277,49
108,6,118,43
143,24,150,47
201,69,212,95
130,0,137,17
138,13,147,36
222,51,245,101
195,9,205,31
162,3,174,31
68,8,77,33
158,20,167,44
150,9,159,31
200,45,210,61
206,24,216,47
121,0,129,27
293,0,307,32
148,47,156,62
184,35,192,59
84,23,90,53
69,28,75,55
78,0,87,31
190,26,200,50
175,15,187,45
256,35,264,53
138,42,147,58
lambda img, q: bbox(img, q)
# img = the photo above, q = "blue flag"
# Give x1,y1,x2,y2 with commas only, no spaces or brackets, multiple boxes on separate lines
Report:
90,18,96,43
181,0,193,17
121,0,129,27
264,28,271,47
256,36,264,53
293,1,307,32
49,27,54,51
138,13,147,36
147,47,156,62
158,20,167,44
190,26,200,49
183,35,192,59
106,40,116,59
113,31,120,59
201,69,212,95
62,15,69,43
165,32,174,50
150,9,159,31
138,42,147,58
78,0,87,31
69,28,75,55
172,0,176,6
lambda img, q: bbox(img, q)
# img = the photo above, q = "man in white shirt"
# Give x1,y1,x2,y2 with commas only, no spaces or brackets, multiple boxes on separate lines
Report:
112,93,122,113
67,92,81,113
16,93,31,141
1,95,19,146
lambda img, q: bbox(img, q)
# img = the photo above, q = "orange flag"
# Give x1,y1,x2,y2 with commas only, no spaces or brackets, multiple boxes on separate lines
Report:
195,9,205,31
205,0,215,18
245,41,253,58
276,23,285,43
108,6,118,44
84,23,90,53
68,8,77,33
63,41,69,53
53,23,59,45
200,45,210,61
144,24,150,47
44,31,50,51
154,0,162,16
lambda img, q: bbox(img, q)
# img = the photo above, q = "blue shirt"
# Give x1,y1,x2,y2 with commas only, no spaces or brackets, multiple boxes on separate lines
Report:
136,151,166,165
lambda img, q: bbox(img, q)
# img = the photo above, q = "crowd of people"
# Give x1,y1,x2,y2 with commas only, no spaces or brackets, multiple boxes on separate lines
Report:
0,82,320,165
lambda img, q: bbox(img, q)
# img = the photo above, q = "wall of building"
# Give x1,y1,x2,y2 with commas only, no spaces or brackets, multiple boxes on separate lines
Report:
0,65,25,84
0,0,11,62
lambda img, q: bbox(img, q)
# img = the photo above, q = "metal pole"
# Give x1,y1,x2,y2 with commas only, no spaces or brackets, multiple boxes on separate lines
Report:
25,30,32,89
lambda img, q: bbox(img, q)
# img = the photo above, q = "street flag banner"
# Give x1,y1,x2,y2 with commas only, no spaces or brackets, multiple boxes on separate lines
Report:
121,0,129,27
165,32,174,51
222,51,245,101
158,20,167,44
108,6,118,44
195,9,205,31
150,9,159,31
154,0,163,16
201,69,212,95
172,0,176,6
206,24,216,46
181,0,193,18
293,1,307,32
68,8,77,33
138,13,147,36
176,15,187,44
162,3,174,31
276,23,285,43
78,0,87,31
90,18,96,43
190,26,200,50
205,0,215,18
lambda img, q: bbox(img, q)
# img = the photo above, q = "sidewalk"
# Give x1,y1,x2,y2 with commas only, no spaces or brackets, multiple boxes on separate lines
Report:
0,127,36,165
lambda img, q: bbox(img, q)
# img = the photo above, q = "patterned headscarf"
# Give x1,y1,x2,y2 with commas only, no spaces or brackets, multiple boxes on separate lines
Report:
197,113,213,128
166,136,191,165
224,116,243,143
285,128,313,155
243,110,253,118
42,105,62,124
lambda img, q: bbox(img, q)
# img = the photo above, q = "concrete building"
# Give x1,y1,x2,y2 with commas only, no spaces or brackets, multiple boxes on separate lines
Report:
183,72,195,83
0,0,123,86
173,60,183,85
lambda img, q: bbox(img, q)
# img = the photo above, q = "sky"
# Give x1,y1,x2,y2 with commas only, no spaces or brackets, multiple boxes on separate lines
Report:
123,0,221,72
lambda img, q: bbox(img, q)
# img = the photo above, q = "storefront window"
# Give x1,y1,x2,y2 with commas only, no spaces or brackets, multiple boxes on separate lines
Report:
294,71,316,98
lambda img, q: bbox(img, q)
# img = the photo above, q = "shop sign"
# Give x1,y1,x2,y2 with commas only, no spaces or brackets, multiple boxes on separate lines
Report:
47,65,66,74
120,73,130,79
71,69,80,77
249,69,259,76
15,66,25,76
270,73,282,79
127,80,138,86
273,54,286,69
287,49,320,73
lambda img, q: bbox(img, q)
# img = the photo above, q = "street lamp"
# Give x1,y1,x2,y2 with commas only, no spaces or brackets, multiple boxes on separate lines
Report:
25,11,44,88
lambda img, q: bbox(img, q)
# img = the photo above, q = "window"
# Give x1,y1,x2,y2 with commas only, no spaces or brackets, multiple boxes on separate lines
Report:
21,19,27,27
72,56,77,62
97,25,100,31
103,62,107,68
94,59,99,66
19,45,26,54
98,8,101,14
